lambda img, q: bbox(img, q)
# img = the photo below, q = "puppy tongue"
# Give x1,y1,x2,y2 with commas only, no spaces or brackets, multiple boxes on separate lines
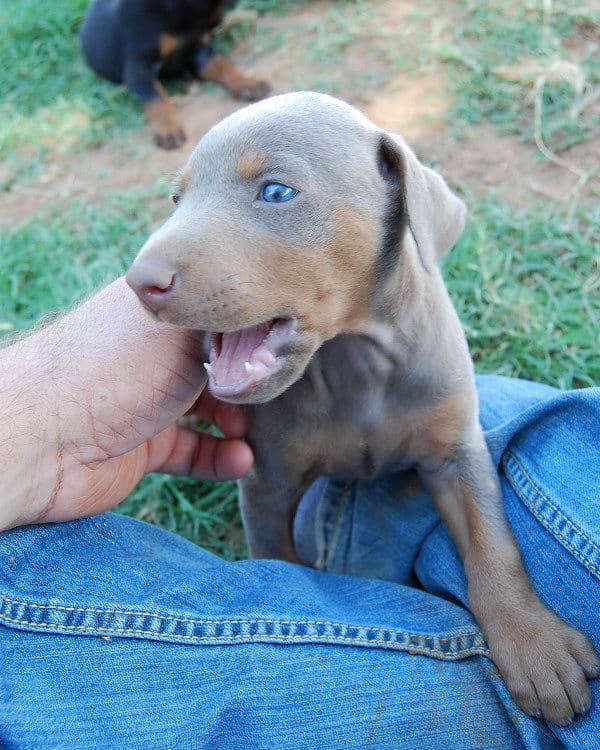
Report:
211,321,272,385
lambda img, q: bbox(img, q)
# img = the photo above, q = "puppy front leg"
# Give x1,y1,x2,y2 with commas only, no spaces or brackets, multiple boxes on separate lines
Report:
419,432,599,725
123,59,186,149
194,48,270,102
238,472,306,564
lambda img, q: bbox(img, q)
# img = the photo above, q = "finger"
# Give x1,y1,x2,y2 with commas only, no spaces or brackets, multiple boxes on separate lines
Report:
207,437,254,480
148,426,253,480
193,390,248,438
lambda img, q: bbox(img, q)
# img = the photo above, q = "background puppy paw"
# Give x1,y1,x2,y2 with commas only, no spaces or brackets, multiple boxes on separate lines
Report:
231,79,271,102
198,54,271,102
153,127,187,150
145,98,187,150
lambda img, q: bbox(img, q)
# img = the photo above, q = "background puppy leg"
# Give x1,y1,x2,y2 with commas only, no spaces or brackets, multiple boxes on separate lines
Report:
123,60,186,149
194,46,270,102
419,431,599,725
239,473,306,564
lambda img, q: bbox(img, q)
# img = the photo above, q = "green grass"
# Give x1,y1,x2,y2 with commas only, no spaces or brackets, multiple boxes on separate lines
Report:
239,0,316,15
122,474,244,560
1,0,599,557
445,198,600,389
0,190,153,331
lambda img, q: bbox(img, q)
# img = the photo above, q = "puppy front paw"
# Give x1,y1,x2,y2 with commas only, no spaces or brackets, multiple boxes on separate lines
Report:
231,78,271,102
488,606,600,725
145,97,187,150
198,54,270,102
153,127,187,150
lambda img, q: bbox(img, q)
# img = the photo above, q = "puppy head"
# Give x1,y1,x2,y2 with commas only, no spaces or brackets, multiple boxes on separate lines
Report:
126,92,465,403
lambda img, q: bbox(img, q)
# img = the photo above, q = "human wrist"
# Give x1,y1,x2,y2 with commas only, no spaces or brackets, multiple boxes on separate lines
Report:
0,329,62,530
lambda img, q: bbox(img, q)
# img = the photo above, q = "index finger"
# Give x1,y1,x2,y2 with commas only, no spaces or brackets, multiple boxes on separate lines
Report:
190,389,248,439
148,424,254,481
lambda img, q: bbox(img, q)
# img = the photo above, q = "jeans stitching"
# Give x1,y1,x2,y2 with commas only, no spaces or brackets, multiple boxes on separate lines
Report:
0,594,480,640
507,452,600,552
503,451,600,579
0,611,488,659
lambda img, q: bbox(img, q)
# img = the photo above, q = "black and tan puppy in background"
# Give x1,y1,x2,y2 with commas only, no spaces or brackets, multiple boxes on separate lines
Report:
80,0,270,149
126,92,600,725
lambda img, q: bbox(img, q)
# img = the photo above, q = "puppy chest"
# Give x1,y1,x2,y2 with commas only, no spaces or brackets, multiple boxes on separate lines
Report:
281,414,420,482
271,388,469,484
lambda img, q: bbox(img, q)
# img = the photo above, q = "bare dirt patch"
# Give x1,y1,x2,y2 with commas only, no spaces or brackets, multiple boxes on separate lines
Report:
419,123,600,206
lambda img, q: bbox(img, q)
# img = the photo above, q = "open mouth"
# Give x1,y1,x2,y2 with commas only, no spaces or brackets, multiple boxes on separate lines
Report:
204,317,297,398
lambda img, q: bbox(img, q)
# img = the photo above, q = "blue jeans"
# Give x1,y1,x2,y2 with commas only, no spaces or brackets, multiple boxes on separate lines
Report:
1,376,599,749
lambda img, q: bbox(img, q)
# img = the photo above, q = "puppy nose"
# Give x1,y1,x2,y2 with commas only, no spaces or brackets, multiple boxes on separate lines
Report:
126,259,177,314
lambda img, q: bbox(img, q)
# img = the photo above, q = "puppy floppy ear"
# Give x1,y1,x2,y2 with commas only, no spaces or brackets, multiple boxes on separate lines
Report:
377,132,466,271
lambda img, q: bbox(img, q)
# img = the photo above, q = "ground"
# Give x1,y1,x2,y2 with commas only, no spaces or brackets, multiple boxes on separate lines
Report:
1,0,599,555
2,0,599,223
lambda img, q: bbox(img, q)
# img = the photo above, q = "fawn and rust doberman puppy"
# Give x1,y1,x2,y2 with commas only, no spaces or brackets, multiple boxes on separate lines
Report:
126,92,600,725
80,0,270,149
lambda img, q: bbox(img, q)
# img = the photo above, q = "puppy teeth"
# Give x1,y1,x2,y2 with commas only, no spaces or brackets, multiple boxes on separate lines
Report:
203,363,212,373
244,361,254,373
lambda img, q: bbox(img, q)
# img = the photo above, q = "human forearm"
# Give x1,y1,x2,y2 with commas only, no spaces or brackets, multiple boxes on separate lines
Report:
0,277,251,532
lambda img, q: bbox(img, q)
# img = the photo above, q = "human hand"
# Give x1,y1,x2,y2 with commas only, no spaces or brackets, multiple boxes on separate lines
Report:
0,278,253,531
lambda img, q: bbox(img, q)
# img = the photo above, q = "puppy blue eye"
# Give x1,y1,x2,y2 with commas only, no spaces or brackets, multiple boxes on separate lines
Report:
260,183,298,203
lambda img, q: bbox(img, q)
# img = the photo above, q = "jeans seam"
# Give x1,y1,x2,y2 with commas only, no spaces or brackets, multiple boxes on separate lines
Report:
0,614,488,660
503,450,600,580
318,482,351,571
0,594,474,630
0,595,488,660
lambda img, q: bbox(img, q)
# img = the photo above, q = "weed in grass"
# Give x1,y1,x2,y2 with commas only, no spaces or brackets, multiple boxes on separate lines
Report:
442,0,600,149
